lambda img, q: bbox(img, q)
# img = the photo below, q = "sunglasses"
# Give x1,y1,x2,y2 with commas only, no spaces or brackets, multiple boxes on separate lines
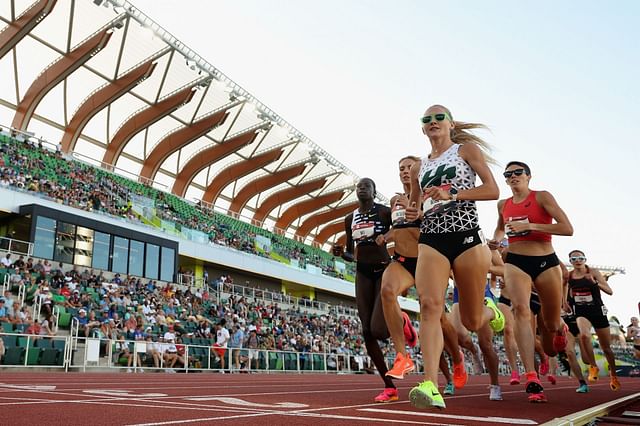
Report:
569,256,586,263
503,168,528,178
420,112,452,124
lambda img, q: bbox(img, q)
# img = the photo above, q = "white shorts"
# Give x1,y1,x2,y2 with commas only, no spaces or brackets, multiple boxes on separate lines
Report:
248,349,259,360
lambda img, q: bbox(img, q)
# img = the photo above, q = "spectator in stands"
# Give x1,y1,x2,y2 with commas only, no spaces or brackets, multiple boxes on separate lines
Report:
12,255,25,271
1,253,11,268
2,290,14,313
163,337,179,373
66,290,82,309
75,308,89,335
113,334,139,373
42,260,51,275
163,323,177,342
213,318,230,372
60,281,72,298
246,328,260,371
36,285,53,317
8,301,22,324
84,310,101,337
40,314,56,337
0,298,7,322
149,335,164,368
32,259,44,275
229,323,244,371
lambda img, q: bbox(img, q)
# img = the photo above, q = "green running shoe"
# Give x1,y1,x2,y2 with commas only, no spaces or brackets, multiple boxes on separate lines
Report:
409,380,446,409
576,383,589,393
485,297,505,333
443,381,455,396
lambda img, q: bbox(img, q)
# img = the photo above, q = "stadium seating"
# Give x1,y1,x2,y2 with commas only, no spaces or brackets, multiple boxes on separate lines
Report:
0,133,355,280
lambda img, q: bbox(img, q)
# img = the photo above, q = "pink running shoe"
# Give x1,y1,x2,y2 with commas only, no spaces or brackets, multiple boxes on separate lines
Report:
402,312,418,348
553,324,568,353
510,370,520,385
539,354,549,376
374,387,399,403
547,375,557,385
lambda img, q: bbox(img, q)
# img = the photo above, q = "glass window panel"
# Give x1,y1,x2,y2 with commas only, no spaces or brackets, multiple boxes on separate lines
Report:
112,236,129,274
54,222,76,264
145,243,159,280
33,216,56,259
160,247,174,282
92,231,110,271
74,226,94,267
128,240,144,277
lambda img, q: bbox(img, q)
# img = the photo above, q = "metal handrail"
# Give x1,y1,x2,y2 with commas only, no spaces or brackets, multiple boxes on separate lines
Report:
0,237,33,257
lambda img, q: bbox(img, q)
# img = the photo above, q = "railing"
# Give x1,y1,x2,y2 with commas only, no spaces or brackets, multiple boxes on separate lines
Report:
0,237,33,257
212,281,339,315
0,333,520,377
64,336,386,375
176,273,204,289
210,281,359,318
70,151,167,189
0,333,69,369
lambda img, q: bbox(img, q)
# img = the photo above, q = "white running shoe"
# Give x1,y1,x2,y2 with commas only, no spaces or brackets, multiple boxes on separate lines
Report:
489,385,503,401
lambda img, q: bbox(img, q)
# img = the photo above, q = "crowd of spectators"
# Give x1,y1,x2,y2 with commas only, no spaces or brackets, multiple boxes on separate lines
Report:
0,251,383,372
0,133,354,279
2,251,640,374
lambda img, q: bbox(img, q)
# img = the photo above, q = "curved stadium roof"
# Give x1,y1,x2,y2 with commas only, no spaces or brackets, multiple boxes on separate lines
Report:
0,0,389,248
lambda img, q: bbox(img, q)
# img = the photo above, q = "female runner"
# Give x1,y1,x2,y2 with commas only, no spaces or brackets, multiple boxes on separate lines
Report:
405,104,502,409
490,161,573,403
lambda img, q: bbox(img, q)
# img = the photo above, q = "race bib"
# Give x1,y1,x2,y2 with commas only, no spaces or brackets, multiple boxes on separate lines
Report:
422,184,456,217
505,215,530,237
352,222,375,241
391,207,406,226
572,290,594,304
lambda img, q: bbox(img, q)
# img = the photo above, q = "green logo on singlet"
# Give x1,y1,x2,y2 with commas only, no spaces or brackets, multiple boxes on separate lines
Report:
421,165,456,188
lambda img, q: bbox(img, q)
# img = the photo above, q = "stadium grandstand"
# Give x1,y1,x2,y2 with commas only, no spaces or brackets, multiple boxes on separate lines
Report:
0,1,637,425
0,0,420,374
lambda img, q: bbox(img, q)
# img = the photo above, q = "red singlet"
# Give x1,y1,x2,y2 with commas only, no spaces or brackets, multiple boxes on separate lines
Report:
502,190,552,243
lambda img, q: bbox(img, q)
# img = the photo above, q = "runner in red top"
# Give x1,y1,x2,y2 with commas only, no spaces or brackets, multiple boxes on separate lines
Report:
490,161,573,403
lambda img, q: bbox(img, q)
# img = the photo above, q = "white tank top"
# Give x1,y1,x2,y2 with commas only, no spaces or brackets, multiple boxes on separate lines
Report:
418,144,479,233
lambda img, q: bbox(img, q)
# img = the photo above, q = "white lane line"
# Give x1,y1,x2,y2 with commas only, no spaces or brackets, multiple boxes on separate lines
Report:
127,410,460,426
284,411,460,425
360,408,537,424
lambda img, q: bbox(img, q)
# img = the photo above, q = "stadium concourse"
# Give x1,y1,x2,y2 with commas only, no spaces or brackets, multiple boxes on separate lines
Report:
0,0,638,425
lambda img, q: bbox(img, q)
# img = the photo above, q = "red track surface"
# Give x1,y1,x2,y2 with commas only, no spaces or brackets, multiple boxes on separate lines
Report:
0,372,638,425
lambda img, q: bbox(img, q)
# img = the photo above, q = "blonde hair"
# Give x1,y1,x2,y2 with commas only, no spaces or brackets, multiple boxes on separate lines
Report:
431,104,497,165
399,155,420,163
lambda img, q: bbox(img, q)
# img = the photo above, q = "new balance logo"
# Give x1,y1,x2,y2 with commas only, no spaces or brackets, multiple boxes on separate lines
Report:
463,236,474,244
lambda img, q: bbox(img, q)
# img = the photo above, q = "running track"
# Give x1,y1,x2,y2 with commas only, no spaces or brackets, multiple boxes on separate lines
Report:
0,373,638,425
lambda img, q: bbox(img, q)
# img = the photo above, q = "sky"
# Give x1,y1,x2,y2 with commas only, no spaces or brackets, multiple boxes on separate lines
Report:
133,0,640,323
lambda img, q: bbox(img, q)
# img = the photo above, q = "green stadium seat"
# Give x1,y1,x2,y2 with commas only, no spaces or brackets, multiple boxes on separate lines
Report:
1,322,13,333
52,339,66,351
312,354,325,371
57,312,72,328
39,348,61,365
2,334,17,347
2,346,24,365
26,347,41,365
35,338,54,348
